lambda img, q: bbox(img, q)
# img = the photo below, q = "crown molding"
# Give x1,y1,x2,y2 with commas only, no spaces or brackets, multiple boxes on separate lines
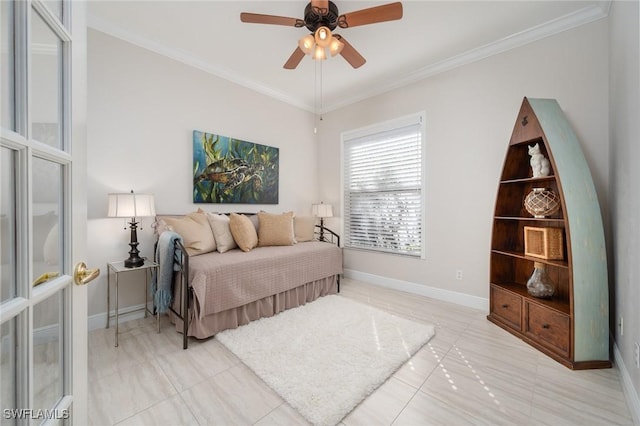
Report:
87,13,313,112
88,2,610,115
324,1,611,113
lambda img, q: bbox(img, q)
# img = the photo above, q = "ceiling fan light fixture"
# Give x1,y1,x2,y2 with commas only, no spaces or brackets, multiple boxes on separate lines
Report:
314,26,332,48
241,1,404,69
299,34,315,55
329,37,344,57
313,45,327,60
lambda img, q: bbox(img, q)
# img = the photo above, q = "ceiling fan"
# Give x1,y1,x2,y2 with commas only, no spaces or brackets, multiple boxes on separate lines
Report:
240,1,403,70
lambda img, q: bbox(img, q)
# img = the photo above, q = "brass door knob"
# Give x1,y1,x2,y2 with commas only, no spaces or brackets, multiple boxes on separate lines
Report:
74,262,100,286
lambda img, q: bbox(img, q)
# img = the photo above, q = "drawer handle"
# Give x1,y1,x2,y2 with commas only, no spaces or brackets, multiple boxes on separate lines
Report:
501,304,509,309
542,324,550,329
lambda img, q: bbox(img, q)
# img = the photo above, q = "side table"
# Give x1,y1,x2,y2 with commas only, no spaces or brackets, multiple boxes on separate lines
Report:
106,259,159,347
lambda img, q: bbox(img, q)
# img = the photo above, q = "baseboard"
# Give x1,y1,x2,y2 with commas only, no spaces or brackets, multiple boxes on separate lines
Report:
343,269,489,311
613,343,640,425
88,303,148,332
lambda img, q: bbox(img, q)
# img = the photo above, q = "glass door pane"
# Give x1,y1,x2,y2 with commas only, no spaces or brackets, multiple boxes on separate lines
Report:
1,0,15,131
32,157,62,284
0,318,17,426
33,291,64,413
31,8,63,149
1,147,17,303
42,0,63,23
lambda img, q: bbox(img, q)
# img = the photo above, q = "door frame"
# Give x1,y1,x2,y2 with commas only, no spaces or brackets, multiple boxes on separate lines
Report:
70,0,89,423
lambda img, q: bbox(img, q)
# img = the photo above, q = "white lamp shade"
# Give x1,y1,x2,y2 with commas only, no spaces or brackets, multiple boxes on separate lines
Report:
312,203,333,218
107,192,156,218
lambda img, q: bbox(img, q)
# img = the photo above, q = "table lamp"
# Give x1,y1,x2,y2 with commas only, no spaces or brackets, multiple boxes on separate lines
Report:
312,202,333,242
107,190,156,268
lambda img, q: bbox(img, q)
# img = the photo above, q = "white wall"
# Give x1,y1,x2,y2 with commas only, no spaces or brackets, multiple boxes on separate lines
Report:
609,0,640,420
86,15,612,315
86,29,318,316
317,19,610,306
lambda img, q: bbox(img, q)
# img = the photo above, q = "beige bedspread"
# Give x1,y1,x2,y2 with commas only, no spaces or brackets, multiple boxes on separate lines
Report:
187,241,343,318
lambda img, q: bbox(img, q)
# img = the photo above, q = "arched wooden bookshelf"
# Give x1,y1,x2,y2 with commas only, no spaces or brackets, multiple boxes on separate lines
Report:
487,97,610,369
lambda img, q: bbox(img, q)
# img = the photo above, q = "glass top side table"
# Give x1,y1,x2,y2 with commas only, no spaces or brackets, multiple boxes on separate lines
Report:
106,259,159,347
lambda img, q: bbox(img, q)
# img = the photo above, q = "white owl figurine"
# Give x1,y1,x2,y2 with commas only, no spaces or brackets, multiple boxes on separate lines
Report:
528,143,550,177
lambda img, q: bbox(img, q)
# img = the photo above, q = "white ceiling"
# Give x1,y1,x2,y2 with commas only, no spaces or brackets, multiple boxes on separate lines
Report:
87,1,609,113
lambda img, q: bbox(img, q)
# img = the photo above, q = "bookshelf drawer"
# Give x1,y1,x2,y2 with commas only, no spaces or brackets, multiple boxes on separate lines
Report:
491,286,522,330
525,302,570,357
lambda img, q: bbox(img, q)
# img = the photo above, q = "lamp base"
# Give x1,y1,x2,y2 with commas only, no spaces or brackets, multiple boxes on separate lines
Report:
124,256,144,269
123,219,145,268
319,217,326,242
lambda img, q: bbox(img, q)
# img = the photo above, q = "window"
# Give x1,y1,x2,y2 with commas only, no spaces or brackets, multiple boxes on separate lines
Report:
342,113,425,257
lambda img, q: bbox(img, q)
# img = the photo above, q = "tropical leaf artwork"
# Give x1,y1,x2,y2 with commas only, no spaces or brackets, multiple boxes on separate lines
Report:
193,130,279,204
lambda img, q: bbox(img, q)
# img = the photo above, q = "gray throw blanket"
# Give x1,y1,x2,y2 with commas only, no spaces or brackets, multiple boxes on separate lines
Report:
152,231,183,313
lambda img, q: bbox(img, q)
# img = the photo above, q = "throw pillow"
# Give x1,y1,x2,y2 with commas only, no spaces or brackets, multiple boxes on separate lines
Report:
164,212,216,256
248,214,260,233
258,211,295,247
207,213,238,253
229,213,258,252
294,215,316,242
153,218,171,236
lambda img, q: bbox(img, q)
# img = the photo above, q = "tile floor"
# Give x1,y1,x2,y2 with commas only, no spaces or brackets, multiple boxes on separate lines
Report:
88,279,634,425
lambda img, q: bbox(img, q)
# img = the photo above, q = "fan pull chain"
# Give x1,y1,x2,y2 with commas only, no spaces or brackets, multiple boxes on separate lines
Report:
314,59,317,133
314,60,324,135
319,60,323,122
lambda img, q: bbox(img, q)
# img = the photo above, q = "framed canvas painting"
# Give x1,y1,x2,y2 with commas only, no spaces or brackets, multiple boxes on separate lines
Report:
193,130,279,204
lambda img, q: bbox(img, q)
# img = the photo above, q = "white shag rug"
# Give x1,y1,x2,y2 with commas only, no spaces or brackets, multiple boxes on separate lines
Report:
216,295,435,426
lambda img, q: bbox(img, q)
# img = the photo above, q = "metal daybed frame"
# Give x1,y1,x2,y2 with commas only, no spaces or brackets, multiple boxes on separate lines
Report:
169,224,341,349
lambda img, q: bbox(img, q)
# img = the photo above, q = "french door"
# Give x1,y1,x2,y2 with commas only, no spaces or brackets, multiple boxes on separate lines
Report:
1,1,90,424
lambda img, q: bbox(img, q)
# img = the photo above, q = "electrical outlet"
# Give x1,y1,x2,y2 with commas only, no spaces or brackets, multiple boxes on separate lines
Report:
619,316,624,336
635,343,639,369
456,270,463,280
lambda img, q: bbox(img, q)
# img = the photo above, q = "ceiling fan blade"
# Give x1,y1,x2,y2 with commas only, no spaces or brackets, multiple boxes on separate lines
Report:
311,0,329,16
284,46,306,69
240,12,305,27
338,2,403,28
334,35,366,69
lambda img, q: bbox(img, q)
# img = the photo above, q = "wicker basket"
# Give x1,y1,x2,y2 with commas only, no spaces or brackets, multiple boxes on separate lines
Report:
524,226,564,260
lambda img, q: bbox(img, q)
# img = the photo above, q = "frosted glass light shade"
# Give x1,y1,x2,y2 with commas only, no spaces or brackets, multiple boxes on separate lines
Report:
298,34,315,55
313,45,327,60
314,26,331,47
329,37,344,57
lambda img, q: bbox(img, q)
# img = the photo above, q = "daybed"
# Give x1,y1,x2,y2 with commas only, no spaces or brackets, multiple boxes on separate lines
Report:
153,211,342,349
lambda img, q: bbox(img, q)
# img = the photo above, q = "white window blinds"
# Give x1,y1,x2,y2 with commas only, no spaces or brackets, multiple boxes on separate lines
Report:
343,114,424,257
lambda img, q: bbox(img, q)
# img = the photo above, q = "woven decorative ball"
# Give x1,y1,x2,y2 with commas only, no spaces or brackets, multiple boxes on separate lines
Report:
524,188,560,218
